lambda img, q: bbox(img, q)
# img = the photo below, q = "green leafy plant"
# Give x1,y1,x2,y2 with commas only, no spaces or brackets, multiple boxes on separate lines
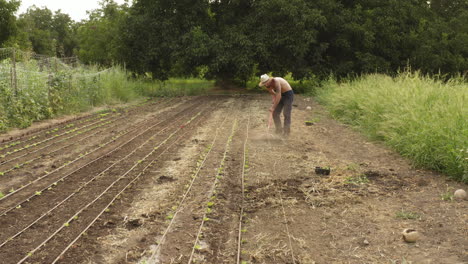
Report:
344,175,369,185
396,210,421,220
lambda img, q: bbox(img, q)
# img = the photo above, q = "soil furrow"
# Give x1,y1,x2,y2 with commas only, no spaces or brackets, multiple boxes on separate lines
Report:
0,98,173,167
0,97,203,214
0,98,180,192
57,98,236,264
154,99,248,263
0,98,213,263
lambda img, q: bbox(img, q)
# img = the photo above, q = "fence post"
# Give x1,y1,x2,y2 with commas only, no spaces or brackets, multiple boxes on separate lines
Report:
48,58,52,106
12,48,17,96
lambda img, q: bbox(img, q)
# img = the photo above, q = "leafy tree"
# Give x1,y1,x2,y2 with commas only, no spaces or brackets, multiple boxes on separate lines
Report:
15,6,77,57
77,0,128,65
0,0,20,47
17,6,55,55
122,0,210,80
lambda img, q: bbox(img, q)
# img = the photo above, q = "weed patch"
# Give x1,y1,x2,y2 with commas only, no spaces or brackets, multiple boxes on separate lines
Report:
317,72,467,182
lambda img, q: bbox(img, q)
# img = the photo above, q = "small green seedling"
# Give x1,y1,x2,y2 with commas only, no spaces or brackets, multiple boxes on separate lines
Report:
441,192,454,201
0,192,4,199
35,191,42,196
344,175,369,185
64,222,70,227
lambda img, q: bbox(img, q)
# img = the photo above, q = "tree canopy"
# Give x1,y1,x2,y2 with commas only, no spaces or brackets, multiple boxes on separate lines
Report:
4,0,467,82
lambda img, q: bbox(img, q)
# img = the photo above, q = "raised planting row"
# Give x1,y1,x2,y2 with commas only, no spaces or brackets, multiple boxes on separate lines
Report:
0,98,178,196
141,99,250,263
187,111,252,264
54,98,226,264
0,97,169,160
0,97,220,263
0,96,163,154
0,97,201,214
187,118,239,263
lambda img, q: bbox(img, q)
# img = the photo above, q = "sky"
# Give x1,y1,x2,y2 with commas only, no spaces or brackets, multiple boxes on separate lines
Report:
18,0,128,22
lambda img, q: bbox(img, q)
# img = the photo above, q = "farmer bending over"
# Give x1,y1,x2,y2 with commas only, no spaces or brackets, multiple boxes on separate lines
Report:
259,74,294,136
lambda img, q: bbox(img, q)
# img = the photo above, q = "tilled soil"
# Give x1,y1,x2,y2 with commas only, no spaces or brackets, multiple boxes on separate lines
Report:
0,95,466,264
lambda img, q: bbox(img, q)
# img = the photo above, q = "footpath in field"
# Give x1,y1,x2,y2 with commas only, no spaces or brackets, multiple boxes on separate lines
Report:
0,95,466,264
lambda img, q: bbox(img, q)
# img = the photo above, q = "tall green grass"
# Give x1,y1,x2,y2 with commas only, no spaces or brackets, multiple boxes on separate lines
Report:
317,72,467,182
0,58,214,132
137,78,214,97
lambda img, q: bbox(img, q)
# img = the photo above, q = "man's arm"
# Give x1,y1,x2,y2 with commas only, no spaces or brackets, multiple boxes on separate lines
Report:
269,81,282,112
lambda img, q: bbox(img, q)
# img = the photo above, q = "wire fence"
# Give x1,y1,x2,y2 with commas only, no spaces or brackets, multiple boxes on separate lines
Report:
0,48,127,131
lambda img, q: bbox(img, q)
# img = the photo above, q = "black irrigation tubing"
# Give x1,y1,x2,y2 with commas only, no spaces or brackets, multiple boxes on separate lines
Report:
0,97,177,174
0,115,114,161
0,98,199,210
0,111,112,152
50,101,218,264
0,96,161,151
0,119,114,170
187,118,238,264
0,100,217,251
148,101,236,263
0,96,159,148
237,112,251,264
0,97,169,160
0,99,178,194
17,104,210,264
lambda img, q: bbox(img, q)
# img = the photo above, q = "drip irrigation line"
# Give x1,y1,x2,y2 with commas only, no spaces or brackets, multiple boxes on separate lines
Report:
0,101,214,253
237,111,251,264
18,103,210,264
50,100,216,264
0,116,113,160
0,96,175,171
273,161,297,264
147,101,233,264
0,96,166,151
188,118,238,264
0,99,201,213
0,117,116,167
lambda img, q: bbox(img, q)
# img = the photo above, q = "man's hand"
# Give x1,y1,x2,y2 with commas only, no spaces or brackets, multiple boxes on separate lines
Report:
269,107,274,112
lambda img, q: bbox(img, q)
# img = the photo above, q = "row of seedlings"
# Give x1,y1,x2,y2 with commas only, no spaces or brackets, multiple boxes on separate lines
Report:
0,96,162,154
1,108,203,251
145,103,234,263
0,98,194,213
0,118,117,175
15,105,208,263
0,97,175,173
237,115,251,264
187,119,239,263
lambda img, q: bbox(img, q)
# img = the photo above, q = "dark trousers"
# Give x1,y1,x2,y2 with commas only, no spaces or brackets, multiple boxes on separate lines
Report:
273,90,294,135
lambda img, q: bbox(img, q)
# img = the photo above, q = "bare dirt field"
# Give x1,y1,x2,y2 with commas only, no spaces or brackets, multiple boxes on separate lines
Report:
0,95,466,264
